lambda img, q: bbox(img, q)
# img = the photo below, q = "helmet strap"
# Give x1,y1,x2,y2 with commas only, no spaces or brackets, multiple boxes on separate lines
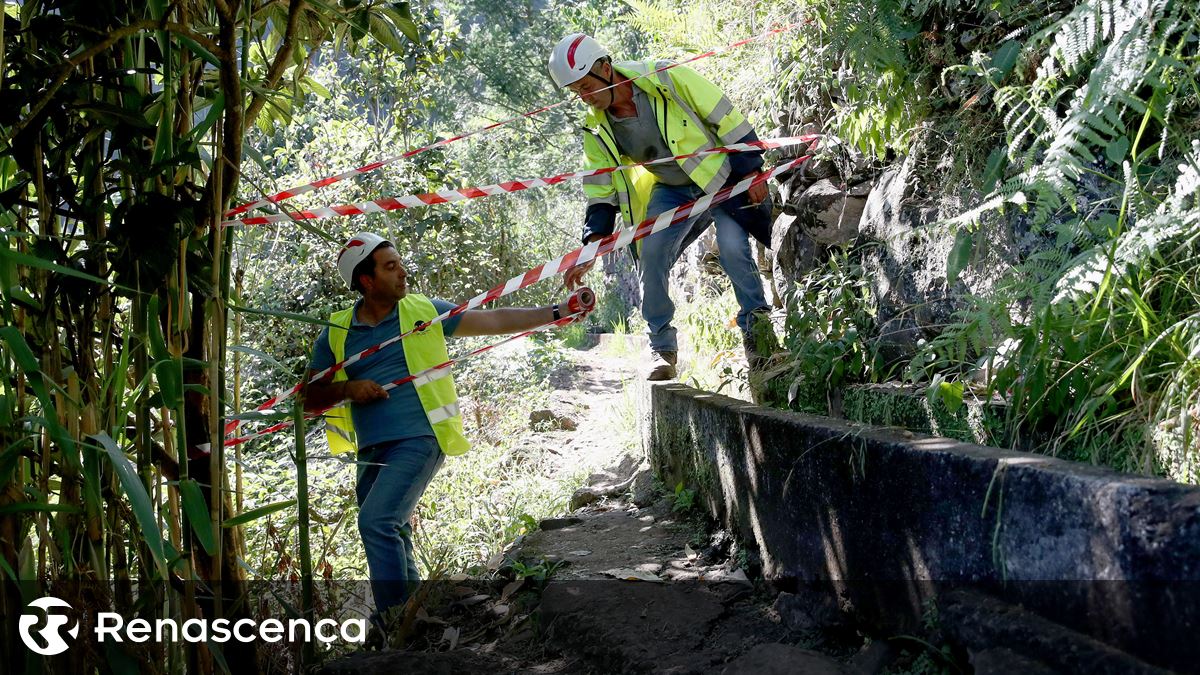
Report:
591,61,617,108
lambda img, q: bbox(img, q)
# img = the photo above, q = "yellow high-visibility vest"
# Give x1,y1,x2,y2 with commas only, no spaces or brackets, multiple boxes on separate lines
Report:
324,293,470,456
581,60,755,236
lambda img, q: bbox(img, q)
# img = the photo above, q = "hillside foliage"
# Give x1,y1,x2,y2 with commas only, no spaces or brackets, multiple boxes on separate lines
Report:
1,0,1197,671
628,0,1198,481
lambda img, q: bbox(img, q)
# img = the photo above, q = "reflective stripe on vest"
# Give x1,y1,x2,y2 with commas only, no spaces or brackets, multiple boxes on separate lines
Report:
324,294,471,457
648,59,730,194
426,401,461,425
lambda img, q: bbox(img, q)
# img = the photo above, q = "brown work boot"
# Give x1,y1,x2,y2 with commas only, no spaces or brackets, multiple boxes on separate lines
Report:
646,350,678,381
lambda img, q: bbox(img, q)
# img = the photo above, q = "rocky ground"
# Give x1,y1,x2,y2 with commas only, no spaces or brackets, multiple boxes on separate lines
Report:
318,481,887,674
318,342,949,674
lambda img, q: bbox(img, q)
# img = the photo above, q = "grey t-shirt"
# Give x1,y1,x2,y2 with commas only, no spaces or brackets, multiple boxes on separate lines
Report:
606,87,693,186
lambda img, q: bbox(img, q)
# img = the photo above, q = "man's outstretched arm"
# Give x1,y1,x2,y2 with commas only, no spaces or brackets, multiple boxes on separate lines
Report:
453,305,559,338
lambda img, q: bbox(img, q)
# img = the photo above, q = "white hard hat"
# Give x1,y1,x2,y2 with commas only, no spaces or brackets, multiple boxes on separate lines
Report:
337,232,390,289
548,33,610,88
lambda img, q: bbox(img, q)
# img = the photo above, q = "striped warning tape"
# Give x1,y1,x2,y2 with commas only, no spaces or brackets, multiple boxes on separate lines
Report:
224,154,811,438
220,136,818,228
223,22,802,219
225,309,592,447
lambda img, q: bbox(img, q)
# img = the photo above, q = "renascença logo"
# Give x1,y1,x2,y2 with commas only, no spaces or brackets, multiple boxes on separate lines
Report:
19,597,80,656
18,595,366,654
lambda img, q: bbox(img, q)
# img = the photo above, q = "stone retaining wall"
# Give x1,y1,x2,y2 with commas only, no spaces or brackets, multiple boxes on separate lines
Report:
643,383,1200,672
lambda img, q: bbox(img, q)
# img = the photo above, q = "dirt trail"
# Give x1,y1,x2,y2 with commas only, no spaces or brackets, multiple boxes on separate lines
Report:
320,342,881,674
536,339,643,487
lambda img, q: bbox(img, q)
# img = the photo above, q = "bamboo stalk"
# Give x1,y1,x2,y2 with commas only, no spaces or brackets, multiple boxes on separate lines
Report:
163,406,183,555
166,249,200,675
0,0,5,92
38,429,49,580
293,400,314,670
207,93,226,628
234,269,244,514
63,368,82,575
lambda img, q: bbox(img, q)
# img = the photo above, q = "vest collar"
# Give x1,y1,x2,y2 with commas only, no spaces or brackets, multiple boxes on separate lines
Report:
348,298,399,328
584,60,663,131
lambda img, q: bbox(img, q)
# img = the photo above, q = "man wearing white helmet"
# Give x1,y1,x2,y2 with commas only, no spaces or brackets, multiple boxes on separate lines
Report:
552,33,776,381
303,232,584,630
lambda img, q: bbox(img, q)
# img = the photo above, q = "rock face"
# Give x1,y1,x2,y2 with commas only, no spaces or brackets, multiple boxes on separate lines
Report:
940,590,1167,675
319,649,504,674
855,160,940,360
766,126,876,302
770,211,821,296
762,126,1032,365
617,118,1045,369
542,581,727,670
602,246,641,318
852,146,1031,362
529,408,577,431
720,643,852,675
795,179,868,246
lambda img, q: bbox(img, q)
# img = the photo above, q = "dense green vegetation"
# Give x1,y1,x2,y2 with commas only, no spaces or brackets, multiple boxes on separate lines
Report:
0,1,642,670
1,0,1197,671
632,0,1198,482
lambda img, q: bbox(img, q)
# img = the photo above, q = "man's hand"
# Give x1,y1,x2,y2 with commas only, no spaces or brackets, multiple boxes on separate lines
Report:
563,259,596,290
344,380,388,403
303,372,387,412
564,234,605,290
747,171,768,205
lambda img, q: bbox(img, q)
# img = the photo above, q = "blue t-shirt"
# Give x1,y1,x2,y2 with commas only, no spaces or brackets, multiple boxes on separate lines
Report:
309,297,463,450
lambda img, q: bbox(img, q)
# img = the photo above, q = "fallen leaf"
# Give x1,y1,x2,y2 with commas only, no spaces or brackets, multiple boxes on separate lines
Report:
448,572,470,582
568,549,592,557
452,585,476,597
500,579,525,602
442,626,460,650
486,550,506,570
490,604,510,620
684,544,698,561
457,593,491,607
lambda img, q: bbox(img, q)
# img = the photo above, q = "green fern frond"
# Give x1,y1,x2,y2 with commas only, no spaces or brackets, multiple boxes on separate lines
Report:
1051,148,1200,308
1163,140,1200,212
1033,0,1151,79
955,0,1190,236
622,0,727,50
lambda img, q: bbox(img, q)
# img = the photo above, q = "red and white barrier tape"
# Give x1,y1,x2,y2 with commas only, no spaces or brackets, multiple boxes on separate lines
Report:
225,311,590,447
225,155,810,438
221,136,818,228
223,23,802,219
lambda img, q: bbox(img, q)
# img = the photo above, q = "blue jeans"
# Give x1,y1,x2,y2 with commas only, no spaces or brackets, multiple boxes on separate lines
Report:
355,435,445,620
640,182,770,352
